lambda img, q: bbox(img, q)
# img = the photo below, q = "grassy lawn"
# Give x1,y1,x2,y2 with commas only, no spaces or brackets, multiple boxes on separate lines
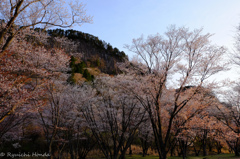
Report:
23,153,239,159
126,154,160,159
123,153,240,159
167,153,240,159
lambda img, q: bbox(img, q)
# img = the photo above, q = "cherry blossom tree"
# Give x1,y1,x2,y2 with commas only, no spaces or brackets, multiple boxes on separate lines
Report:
0,0,92,52
175,86,222,158
36,81,96,159
214,85,240,156
37,81,67,158
37,81,95,159
179,115,218,158
0,28,70,124
0,33,71,153
0,28,73,155
214,21,240,156
138,117,154,157
59,84,95,159
124,25,227,159
80,76,147,159
0,112,30,143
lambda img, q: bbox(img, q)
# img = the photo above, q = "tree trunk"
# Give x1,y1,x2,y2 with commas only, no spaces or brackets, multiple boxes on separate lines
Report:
170,143,176,157
180,140,187,159
216,141,222,154
203,143,207,156
1,35,15,52
119,152,126,159
70,139,75,159
234,146,240,156
234,149,240,156
217,147,222,154
48,142,53,159
141,139,149,157
159,151,167,159
207,140,213,152
129,145,132,155
193,144,201,156
202,130,208,156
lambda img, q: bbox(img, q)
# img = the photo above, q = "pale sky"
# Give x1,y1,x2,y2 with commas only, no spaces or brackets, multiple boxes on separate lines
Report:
72,0,240,82
76,0,240,58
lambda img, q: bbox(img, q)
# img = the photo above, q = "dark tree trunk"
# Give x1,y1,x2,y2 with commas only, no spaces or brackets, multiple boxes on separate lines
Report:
234,142,240,157
193,143,201,156
69,140,75,159
216,141,222,154
141,138,150,157
129,145,132,155
234,148,240,156
179,140,187,159
207,139,213,152
203,143,207,156
170,143,176,157
159,153,167,159
158,148,167,159
202,130,208,156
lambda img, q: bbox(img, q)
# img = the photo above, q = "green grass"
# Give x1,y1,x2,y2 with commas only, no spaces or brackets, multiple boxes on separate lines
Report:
122,153,240,159
167,153,240,159
86,153,240,159
23,153,239,159
126,154,160,159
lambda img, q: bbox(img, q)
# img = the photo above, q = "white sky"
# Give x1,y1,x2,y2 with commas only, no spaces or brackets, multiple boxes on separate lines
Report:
72,0,240,82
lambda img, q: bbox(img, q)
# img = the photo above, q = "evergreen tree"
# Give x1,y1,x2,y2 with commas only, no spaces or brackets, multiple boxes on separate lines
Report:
75,62,86,74
83,69,93,81
70,56,77,72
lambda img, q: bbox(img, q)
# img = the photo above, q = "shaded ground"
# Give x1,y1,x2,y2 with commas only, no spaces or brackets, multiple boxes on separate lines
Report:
167,153,240,159
19,153,239,159
85,153,240,159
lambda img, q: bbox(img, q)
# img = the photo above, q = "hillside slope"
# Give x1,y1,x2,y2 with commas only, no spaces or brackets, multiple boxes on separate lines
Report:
47,29,128,75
